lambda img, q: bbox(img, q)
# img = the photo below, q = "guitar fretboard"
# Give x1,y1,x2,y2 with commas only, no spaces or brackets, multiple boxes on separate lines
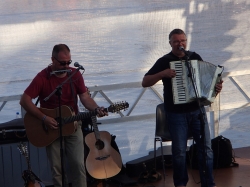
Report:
18,143,32,171
91,116,100,140
63,110,98,124
55,102,128,126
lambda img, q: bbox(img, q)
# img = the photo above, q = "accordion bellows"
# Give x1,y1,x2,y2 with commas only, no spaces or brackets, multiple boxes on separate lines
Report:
170,60,223,105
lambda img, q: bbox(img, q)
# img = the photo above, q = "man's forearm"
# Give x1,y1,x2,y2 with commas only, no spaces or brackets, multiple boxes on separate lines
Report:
142,73,162,87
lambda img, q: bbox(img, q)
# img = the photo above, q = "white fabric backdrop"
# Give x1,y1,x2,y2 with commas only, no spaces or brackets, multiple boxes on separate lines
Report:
0,0,250,164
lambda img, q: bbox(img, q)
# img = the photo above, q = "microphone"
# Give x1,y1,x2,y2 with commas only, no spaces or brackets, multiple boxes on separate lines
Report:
179,46,189,56
50,69,72,75
74,62,85,70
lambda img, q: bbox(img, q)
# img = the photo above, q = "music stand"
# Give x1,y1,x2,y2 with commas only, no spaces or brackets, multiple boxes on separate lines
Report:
44,67,81,187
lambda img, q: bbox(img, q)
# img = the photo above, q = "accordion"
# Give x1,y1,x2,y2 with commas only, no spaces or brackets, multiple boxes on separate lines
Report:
170,60,223,105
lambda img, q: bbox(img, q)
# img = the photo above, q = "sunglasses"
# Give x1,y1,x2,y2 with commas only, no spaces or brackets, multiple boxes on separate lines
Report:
53,57,72,66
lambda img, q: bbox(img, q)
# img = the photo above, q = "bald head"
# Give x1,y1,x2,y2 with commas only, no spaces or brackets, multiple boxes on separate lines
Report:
52,44,70,58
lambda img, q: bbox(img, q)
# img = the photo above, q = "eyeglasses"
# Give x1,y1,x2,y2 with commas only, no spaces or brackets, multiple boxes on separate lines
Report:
53,57,72,66
172,39,187,45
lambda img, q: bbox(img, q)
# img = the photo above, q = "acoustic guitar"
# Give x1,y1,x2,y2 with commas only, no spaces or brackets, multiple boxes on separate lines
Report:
85,116,123,179
17,142,45,187
24,102,129,147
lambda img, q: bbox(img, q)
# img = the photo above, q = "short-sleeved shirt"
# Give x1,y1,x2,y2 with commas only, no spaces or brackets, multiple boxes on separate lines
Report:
24,66,87,114
145,51,203,113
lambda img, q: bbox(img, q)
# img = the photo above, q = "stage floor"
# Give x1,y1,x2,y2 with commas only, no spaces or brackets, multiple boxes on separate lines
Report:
90,146,250,187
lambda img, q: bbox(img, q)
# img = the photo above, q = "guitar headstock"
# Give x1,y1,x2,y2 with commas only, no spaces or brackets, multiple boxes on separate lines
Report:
107,101,129,113
17,142,29,158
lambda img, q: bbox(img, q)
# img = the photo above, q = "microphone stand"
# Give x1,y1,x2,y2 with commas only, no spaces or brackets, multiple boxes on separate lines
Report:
44,67,81,187
183,52,209,187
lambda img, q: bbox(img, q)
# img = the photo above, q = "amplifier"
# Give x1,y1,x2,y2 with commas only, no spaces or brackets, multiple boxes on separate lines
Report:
126,151,172,178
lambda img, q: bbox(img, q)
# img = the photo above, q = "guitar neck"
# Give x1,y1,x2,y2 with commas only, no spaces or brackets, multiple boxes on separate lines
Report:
63,110,98,124
91,116,100,140
63,107,112,124
18,143,33,174
25,156,32,171
52,102,129,125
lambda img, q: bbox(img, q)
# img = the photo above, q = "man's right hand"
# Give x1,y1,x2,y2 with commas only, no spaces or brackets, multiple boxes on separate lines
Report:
44,115,59,130
161,69,176,78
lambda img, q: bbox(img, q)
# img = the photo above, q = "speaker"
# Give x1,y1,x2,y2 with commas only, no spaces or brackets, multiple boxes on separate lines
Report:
126,153,172,178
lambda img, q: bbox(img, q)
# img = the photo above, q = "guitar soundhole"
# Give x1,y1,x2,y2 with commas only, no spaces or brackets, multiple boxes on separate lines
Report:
95,139,104,150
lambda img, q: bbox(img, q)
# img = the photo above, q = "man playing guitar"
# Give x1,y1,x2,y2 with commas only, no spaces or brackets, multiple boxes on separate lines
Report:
20,44,108,187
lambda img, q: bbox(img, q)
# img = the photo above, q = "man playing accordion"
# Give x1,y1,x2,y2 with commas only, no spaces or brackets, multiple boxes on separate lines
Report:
142,29,223,187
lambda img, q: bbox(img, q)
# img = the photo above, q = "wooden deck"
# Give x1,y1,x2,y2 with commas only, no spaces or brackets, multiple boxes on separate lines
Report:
90,146,250,187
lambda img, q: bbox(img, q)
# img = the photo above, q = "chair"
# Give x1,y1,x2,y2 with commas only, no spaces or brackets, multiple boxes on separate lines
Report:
153,103,192,181
153,103,170,181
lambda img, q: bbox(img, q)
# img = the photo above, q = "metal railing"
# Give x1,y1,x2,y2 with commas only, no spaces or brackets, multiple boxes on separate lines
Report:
1,70,250,137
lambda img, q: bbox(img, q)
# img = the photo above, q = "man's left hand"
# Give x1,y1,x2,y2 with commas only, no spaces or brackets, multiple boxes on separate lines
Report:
95,107,109,117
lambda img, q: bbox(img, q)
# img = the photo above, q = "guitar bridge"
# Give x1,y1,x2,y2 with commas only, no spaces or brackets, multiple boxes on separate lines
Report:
95,155,110,161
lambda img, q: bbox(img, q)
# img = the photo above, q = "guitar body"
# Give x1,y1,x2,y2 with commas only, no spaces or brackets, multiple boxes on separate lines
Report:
25,180,45,187
85,131,123,179
24,105,77,147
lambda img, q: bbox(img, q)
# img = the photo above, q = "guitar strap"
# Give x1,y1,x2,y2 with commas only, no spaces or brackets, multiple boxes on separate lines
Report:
68,71,78,110
35,97,40,106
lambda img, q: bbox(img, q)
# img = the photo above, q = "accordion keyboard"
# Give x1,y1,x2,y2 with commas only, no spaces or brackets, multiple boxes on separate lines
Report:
170,60,223,105
170,61,187,103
